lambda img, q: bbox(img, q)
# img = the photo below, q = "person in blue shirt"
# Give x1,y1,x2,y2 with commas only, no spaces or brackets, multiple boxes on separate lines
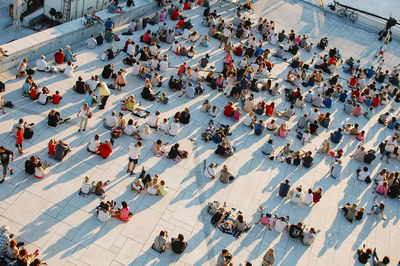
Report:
366,66,375,79
323,95,332,108
254,44,264,57
330,128,343,144
64,45,76,62
279,179,291,197
104,18,114,30
387,117,399,130
254,120,265,135
84,89,98,106
262,139,274,158
339,90,348,102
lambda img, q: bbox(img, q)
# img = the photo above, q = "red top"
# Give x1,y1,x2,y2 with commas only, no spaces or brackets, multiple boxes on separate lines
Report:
183,2,190,9
99,143,112,158
266,104,274,116
328,57,337,65
30,89,38,100
16,130,24,144
234,47,243,56
171,10,179,20
48,142,56,155
177,65,186,76
176,19,184,29
54,52,65,64
351,89,360,98
142,33,150,43
372,97,380,107
313,192,321,203
349,77,357,87
224,105,234,117
52,94,62,104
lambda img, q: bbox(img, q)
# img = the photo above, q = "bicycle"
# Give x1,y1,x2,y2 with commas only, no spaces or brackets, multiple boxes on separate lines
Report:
329,1,358,23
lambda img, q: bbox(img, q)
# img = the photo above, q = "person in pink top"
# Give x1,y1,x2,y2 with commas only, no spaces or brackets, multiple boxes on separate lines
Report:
223,51,233,67
374,181,389,197
232,107,241,121
113,201,133,222
352,104,363,117
255,206,272,230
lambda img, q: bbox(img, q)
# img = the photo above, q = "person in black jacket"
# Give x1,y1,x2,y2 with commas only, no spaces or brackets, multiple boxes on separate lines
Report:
141,84,157,101
101,64,114,79
25,155,38,174
168,143,183,160
179,108,190,124
48,109,70,127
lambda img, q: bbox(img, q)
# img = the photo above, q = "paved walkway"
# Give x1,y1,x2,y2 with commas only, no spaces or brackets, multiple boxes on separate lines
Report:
0,0,399,265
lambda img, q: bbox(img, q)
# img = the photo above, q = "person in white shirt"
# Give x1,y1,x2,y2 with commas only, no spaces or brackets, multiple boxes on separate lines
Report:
127,141,142,174
103,111,117,130
127,41,136,56
170,41,180,54
79,176,92,195
149,42,159,56
182,28,191,40
159,57,168,72
383,136,397,163
147,111,160,129
132,61,140,76
150,58,159,70
308,108,319,123
243,112,256,127
63,61,77,78
158,118,169,132
356,167,370,182
302,130,311,145
86,76,99,91
273,216,288,233
140,125,152,140
77,103,92,132
88,134,100,153
86,34,97,49
203,161,217,179
301,189,314,205
288,186,303,203
36,55,48,71
168,119,180,136
146,181,158,195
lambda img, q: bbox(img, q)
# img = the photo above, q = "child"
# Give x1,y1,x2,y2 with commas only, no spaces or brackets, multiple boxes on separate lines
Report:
15,126,24,155
254,205,272,230
201,100,211,112
159,118,169,132
158,92,169,104
355,207,364,220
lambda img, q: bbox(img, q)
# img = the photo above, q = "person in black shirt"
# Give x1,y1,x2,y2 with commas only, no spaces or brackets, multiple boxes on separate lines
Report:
25,155,38,174
289,222,304,238
101,64,114,79
123,55,135,66
308,120,319,135
357,245,372,264
0,145,14,183
179,108,190,124
168,143,182,160
48,109,69,127
171,234,187,254
96,32,104,45
73,76,87,94
302,151,313,168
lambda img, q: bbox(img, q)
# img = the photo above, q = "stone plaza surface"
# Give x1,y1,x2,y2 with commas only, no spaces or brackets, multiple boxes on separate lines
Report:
0,0,400,265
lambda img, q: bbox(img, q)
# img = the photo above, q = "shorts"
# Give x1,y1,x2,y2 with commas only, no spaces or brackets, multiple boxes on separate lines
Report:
385,150,392,156
129,157,138,164
118,83,126,87
15,143,22,148
2,162,8,176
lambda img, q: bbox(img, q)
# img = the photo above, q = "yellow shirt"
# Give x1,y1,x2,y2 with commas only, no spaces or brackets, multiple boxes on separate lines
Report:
158,184,168,196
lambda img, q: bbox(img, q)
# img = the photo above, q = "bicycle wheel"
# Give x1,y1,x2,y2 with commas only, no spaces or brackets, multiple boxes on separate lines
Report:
349,11,358,23
336,8,346,18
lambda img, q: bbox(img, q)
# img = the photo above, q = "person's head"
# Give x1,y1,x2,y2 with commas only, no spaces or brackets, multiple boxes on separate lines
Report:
351,203,358,210
137,141,143,147
237,214,244,222
173,143,180,149
121,201,128,209
160,180,165,186
19,248,27,257
159,230,166,237
221,249,229,256
178,234,184,241
381,256,390,264
9,239,17,248
365,248,373,254
268,248,274,255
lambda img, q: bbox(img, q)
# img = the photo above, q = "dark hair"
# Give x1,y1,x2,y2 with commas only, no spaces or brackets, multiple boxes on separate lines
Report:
237,214,244,223
178,234,184,241
95,134,100,140
382,256,390,264
121,201,128,208
128,119,133,125
156,139,162,145
160,230,165,237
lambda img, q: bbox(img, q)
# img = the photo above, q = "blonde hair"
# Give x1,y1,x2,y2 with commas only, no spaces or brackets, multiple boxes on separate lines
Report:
85,176,90,182
143,125,151,135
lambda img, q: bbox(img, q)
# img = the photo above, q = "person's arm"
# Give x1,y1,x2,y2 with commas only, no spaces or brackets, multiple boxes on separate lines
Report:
77,109,81,117
381,211,386,220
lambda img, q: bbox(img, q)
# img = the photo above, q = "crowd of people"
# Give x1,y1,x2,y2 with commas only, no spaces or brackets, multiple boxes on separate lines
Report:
1,0,400,264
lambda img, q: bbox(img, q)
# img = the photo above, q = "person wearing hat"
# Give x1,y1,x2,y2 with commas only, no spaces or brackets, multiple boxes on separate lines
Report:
0,225,11,254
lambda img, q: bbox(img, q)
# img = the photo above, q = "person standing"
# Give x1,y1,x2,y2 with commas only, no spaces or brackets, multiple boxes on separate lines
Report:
98,82,111,109
15,126,24,155
127,141,142,175
77,103,92,132
0,146,14,183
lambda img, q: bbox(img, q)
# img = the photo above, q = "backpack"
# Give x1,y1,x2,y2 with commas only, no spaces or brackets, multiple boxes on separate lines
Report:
23,127,34,139
207,201,220,215
4,101,13,108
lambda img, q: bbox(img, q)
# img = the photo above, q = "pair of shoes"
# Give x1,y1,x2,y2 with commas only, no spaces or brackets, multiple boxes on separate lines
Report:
127,169,130,173
78,129,81,132
10,168,13,175
0,179,5,184
130,171,135,175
